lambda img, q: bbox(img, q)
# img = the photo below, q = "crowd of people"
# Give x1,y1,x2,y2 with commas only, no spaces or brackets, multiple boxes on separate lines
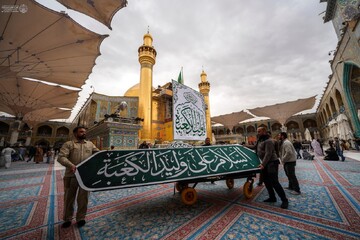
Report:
0,144,57,168
248,127,358,208
291,136,358,161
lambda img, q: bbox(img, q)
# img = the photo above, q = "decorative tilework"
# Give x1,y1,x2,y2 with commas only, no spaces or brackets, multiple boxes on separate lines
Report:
88,185,162,207
0,203,33,232
0,186,41,202
0,172,46,181
255,184,344,222
325,161,360,172
279,168,323,184
221,212,329,240
80,195,212,239
0,177,44,189
337,171,360,186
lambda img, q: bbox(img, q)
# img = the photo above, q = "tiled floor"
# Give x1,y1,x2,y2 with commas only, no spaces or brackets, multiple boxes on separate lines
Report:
0,150,359,239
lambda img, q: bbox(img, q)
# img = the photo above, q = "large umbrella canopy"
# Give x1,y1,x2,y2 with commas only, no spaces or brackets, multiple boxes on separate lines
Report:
304,128,312,141
0,76,79,118
211,111,254,133
248,96,316,125
328,118,338,139
57,0,127,29
336,113,354,140
23,107,72,127
0,0,108,88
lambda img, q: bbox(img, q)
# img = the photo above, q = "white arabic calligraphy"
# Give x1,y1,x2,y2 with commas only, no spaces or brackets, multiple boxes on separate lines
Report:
91,146,258,188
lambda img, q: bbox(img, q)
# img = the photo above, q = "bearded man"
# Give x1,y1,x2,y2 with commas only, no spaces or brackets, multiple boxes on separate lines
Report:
58,126,99,228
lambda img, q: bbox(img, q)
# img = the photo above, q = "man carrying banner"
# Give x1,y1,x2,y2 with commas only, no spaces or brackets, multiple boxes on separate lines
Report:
58,126,99,228
202,137,211,146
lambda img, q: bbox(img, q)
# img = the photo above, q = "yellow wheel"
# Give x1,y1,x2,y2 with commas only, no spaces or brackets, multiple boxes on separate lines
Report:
226,179,234,189
181,187,198,205
243,181,253,199
175,182,188,192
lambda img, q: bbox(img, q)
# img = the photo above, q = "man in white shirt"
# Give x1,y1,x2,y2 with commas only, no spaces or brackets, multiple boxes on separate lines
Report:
1,145,16,169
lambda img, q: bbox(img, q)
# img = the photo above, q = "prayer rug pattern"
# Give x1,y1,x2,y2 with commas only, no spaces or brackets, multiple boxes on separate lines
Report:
0,155,359,239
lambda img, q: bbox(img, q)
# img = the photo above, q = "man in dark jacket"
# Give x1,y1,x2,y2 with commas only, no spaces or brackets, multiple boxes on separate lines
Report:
292,139,302,159
27,145,36,162
257,131,279,186
257,127,288,209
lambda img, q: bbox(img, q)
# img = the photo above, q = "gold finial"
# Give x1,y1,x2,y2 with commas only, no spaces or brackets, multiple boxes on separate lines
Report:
200,67,207,81
143,26,153,46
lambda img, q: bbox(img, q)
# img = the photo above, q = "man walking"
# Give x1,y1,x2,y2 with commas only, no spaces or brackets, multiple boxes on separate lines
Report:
57,126,99,228
1,145,15,169
279,132,301,195
292,139,302,159
257,131,279,187
27,145,36,162
334,137,345,161
256,127,288,209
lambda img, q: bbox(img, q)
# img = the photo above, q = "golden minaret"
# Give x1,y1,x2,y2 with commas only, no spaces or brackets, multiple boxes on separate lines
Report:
138,31,157,142
198,70,212,139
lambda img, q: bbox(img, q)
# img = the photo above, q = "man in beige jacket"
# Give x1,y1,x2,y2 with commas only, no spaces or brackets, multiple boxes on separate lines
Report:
279,132,301,195
58,126,99,228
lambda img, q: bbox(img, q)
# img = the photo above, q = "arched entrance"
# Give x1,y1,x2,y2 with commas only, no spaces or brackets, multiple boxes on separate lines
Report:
235,127,244,134
271,123,282,132
303,119,317,128
35,139,50,150
37,125,52,137
56,126,69,137
335,89,344,110
343,63,360,136
54,140,66,151
286,121,299,130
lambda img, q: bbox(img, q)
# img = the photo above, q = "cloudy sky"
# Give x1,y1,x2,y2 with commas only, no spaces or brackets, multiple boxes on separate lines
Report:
38,0,338,121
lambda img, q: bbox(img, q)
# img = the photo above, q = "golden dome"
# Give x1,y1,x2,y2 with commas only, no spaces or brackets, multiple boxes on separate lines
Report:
124,83,155,97
124,83,140,97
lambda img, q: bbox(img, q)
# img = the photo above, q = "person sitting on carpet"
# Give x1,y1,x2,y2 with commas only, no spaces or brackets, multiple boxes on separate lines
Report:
324,142,339,161
302,149,314,160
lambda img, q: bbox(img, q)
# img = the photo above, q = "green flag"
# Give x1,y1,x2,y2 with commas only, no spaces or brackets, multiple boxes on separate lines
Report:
177,68,183,84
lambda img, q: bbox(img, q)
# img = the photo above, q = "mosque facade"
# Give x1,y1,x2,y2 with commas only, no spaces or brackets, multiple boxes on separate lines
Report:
316,0,360,141
212,113,319,144
123,32,213,144
70,31,213,148
0,115,71,150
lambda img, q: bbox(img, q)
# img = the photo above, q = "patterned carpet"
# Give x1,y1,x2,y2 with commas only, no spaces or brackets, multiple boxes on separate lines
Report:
0,152,359,240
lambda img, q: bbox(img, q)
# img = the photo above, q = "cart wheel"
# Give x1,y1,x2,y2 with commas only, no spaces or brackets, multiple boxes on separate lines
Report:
226,179,234,189
175,182,188,192
243,181,253,199
181,187,198,205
